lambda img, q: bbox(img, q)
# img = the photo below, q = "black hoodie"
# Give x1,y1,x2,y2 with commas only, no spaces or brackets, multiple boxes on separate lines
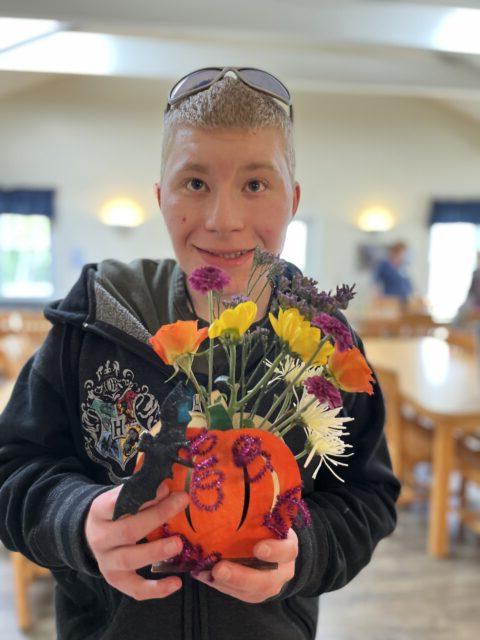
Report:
0,258,399,640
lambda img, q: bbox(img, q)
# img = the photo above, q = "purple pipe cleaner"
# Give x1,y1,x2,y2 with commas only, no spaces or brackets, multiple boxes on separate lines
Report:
262,485,312,539
187,429,225,512
160,524,222,577
232,434,273,483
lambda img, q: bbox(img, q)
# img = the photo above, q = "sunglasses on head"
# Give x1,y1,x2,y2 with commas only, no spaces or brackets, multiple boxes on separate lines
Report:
166,66,293,122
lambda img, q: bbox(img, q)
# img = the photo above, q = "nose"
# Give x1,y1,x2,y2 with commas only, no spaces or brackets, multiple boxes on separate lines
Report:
204,190,245,234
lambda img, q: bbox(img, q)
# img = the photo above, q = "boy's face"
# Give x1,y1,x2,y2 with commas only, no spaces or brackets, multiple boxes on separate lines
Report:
156,126,300,296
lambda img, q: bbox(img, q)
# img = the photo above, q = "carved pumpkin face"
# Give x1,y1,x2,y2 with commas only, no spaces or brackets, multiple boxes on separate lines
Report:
135,428,301,561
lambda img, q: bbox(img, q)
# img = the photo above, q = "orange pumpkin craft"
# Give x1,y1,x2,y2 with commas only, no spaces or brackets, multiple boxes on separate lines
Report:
113,254,369,575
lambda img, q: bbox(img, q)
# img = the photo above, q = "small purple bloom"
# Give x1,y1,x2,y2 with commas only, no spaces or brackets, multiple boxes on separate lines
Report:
253,247,280,267
304,375,342,409
334,284,356,310
188,266,230,294
223,294,250,308
312,312,353,352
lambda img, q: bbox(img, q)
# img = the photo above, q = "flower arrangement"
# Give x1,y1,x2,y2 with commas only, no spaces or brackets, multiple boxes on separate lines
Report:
124,249,376,573
149,249,374,482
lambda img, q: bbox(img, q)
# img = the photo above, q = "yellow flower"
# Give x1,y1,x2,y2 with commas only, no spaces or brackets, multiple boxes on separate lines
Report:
269,307,334,365
208,301,257,341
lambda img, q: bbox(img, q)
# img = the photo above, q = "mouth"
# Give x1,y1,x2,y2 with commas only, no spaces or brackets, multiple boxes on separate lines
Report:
194,246,255,267
197,248,253,259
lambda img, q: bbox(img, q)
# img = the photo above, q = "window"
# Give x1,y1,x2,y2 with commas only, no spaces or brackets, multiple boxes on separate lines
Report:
281,219,308,271
427,222,478,321
0,213,54,299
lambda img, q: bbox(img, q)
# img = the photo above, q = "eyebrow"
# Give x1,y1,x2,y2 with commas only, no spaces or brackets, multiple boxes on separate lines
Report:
176,161,279,174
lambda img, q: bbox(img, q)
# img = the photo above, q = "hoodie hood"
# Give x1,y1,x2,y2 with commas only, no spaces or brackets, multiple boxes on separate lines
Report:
44,258,195,342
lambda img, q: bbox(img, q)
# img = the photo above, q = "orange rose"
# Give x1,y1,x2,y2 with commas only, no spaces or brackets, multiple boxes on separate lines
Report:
149,320,208,367
328,346,374,395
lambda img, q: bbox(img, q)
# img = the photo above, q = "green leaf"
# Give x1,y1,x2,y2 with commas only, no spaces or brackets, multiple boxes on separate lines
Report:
241,418,255,428
207,403,233,430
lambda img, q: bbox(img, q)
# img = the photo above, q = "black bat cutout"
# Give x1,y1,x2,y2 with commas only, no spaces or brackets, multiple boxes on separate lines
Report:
112,381,195,521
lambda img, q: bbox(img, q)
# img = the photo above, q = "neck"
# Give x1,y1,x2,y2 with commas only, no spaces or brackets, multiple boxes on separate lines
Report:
188,275,273,323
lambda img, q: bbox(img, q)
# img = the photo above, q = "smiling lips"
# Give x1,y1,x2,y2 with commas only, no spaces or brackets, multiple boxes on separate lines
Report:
195,246,255,267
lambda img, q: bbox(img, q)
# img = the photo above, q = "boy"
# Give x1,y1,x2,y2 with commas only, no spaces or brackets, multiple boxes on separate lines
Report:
0,68,399,639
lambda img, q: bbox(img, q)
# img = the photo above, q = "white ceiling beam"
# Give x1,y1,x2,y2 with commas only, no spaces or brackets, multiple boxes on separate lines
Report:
1,30,480,99
2,0,480,55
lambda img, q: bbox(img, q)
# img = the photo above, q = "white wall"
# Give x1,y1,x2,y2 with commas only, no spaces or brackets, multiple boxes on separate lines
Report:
1,75,480,311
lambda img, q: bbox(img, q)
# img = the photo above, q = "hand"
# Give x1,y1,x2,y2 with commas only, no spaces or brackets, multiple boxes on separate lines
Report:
84,482,189,601
193,528,298,603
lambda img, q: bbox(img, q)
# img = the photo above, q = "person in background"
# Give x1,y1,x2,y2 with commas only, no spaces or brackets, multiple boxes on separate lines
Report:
455,251,480,325
0,67,399,640
373,241,413,307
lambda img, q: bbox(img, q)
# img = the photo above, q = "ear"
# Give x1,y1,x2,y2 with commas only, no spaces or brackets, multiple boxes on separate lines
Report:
154,182,161,208
291,181,301,218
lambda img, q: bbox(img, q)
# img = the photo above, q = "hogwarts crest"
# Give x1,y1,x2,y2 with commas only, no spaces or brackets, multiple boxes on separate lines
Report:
81,360,160,482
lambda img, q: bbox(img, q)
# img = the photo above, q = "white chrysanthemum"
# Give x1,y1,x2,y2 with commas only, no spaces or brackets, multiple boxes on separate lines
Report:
267,355,323,388
303,429,353,481
297,390,353,436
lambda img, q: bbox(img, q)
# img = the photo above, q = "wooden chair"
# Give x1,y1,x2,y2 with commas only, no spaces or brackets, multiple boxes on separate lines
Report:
445,328,477,354
456,433,480,535
10,552,50,631
375,366,434,505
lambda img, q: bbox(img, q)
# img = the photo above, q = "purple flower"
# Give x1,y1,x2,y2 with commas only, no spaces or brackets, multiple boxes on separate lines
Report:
223,294,250,308
253,247,280,267
334,284,356,310
188,267,230,294
304,375,342,409
311,313,353,352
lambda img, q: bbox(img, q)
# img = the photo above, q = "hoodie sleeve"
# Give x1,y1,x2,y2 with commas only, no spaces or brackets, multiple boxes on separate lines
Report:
275,329,400,600
0,323,110,576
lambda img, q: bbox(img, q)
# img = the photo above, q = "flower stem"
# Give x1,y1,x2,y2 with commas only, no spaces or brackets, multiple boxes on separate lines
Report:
236,347,286,411
207,290,214,403
257,338,329,429
228,342,237,416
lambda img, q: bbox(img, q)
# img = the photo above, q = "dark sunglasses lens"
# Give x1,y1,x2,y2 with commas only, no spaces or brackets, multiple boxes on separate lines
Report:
240,69,291,103
169,69,220,101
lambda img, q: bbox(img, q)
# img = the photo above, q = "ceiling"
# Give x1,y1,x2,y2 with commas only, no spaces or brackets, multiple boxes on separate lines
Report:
2,0,480,122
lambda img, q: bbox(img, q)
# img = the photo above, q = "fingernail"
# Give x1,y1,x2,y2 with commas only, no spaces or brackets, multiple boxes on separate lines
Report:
172,492,188,508
217,566,230,581
165,539,180,556
157,483,169,499
258,544,271,558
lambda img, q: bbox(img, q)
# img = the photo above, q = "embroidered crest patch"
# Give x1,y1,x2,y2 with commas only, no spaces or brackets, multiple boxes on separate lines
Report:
81,360,160,482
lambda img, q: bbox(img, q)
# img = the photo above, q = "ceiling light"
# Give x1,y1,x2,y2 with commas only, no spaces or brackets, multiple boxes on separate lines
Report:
0,18,61,52
357,206,395,232
432,9,480,56
99,198,145,229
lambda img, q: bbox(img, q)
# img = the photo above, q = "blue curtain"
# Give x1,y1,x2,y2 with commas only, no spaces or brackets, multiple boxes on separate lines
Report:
0,189,55,218
429,200,480,225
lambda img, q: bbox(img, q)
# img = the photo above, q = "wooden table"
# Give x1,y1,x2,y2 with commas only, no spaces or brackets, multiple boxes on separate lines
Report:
364,336,480,558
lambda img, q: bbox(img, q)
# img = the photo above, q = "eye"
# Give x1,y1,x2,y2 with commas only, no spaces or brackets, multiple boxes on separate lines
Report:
186,178,206,192
246,179,266,193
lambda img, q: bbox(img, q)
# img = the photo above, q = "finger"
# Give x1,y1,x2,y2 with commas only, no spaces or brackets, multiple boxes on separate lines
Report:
113,491,189,546
114,572,182,601
194,568,271,604
209,561,273,594
253,529,298,564
102,535,183,572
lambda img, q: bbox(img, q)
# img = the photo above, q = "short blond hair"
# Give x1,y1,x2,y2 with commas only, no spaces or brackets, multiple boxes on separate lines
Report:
161,76,295,184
